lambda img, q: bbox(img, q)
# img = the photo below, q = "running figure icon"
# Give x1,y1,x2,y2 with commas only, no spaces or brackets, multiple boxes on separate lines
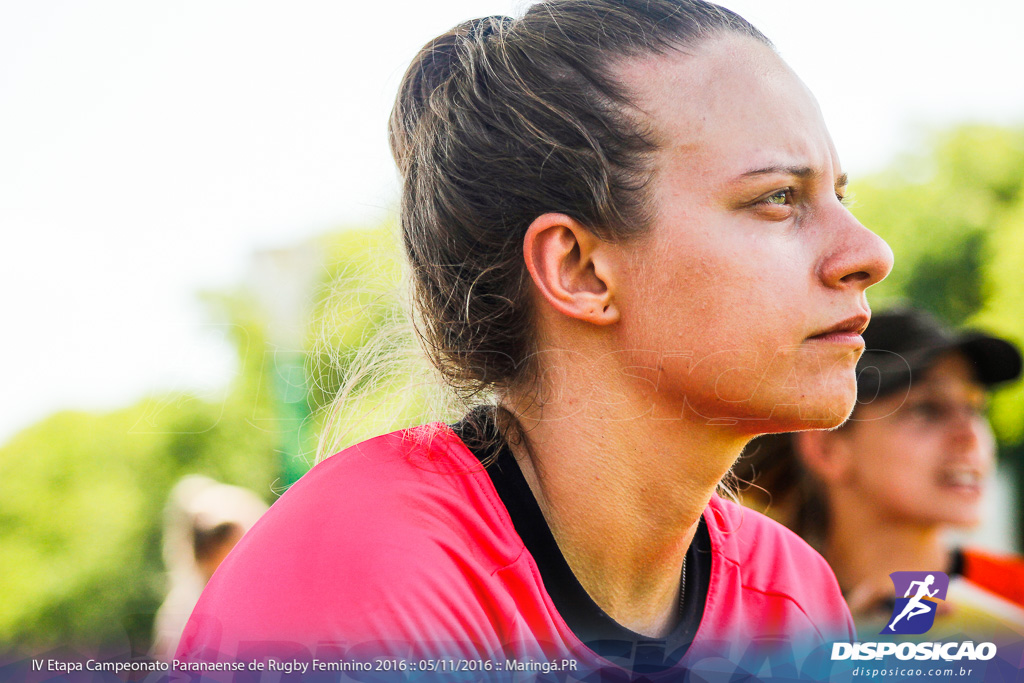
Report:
888,574,939,631
882,571,949,635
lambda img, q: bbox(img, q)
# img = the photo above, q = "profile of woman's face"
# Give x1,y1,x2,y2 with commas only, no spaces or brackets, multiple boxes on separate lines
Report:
611,34,893,432
838,352,995,527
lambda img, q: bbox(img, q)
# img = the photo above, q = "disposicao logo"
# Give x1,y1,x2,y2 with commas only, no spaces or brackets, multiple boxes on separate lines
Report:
882,571,949,635
831,570,997,664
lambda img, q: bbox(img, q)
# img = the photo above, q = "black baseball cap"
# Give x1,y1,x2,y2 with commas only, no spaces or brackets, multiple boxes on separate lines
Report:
856,308,1023,400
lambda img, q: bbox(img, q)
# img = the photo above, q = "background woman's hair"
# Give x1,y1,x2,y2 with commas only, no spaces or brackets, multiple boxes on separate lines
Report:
735,433,830,548
389,0,771,401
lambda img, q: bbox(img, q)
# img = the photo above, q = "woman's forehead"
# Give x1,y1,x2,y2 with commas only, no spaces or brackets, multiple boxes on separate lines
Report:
850,354,987,422
916,352,988,397
614,34,839,183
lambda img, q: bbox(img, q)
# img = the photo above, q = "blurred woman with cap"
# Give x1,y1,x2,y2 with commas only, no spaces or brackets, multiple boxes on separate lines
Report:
740,307,1024,636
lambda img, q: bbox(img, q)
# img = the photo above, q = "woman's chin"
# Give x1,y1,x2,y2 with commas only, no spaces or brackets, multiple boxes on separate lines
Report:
748,391,856,434
679,373,857,433
776,412,849,434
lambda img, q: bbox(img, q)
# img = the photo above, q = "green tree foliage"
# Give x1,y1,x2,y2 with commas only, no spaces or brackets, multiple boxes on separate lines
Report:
0,222,424,652
851,125,1024,445
0,307,278,651
0,398,278,650
851,126,1024,327
976,195,1024,444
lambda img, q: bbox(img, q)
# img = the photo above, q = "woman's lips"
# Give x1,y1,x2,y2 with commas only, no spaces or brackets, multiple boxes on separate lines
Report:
806,330,864,345
938,469,984,497
805,314,870,346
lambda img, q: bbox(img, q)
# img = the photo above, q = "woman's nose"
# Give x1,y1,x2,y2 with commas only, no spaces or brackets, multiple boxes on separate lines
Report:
817,208,894,291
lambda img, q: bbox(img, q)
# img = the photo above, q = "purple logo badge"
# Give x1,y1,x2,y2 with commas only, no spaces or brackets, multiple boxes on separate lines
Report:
882,571,950,635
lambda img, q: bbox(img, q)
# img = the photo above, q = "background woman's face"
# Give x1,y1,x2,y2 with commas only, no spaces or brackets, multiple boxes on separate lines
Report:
612,35,893,432
840,352,995,527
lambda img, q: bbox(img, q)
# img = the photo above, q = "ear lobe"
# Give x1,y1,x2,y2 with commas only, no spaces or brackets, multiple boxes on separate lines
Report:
795,430,851,486
522,213,620,325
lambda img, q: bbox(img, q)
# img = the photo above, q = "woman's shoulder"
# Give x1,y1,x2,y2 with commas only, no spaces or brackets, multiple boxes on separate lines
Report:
703,496,853,641
705,495,831,569
274,422,510,530
176,422,523,660
306,421,486,480
248,421,527,555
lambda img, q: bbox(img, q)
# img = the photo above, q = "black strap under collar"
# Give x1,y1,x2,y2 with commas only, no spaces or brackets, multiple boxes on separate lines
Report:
452,407,710,672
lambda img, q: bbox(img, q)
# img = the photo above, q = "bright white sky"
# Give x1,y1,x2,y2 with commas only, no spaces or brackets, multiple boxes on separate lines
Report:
3,0,1024,444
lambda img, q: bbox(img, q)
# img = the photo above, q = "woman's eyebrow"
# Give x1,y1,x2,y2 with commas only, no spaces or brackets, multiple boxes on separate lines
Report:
738,165,817,179
735,166,849,189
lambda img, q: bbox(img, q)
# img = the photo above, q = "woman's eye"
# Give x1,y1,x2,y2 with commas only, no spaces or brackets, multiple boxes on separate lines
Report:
906,401,945,421
762,189,792,206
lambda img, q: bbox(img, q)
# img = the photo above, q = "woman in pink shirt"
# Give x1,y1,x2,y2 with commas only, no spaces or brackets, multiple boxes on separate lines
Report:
179,0,893,677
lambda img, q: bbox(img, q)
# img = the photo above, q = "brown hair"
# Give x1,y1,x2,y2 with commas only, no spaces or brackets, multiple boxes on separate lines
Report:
734,433,830,549
389,0,771,400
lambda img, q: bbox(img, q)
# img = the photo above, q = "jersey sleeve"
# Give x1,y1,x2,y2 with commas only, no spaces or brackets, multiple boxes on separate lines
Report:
176,427,522,664
703,496,856,646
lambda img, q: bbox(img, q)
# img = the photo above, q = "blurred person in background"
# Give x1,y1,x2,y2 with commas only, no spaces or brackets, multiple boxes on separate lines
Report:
739,308,1024,637
151,475,267,659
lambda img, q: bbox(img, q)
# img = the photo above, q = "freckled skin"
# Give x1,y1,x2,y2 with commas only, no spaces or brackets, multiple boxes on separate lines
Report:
511,35,892,638
611,35,892,432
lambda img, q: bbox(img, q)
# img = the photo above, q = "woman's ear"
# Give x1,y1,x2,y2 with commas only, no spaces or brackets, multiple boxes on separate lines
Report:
522,213,620,325
795,430,853,486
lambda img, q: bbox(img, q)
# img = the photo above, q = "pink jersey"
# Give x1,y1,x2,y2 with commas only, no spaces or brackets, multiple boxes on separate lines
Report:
177,422,854,676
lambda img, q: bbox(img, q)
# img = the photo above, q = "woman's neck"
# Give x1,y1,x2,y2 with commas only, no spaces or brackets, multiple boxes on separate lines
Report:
504,376,747,637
